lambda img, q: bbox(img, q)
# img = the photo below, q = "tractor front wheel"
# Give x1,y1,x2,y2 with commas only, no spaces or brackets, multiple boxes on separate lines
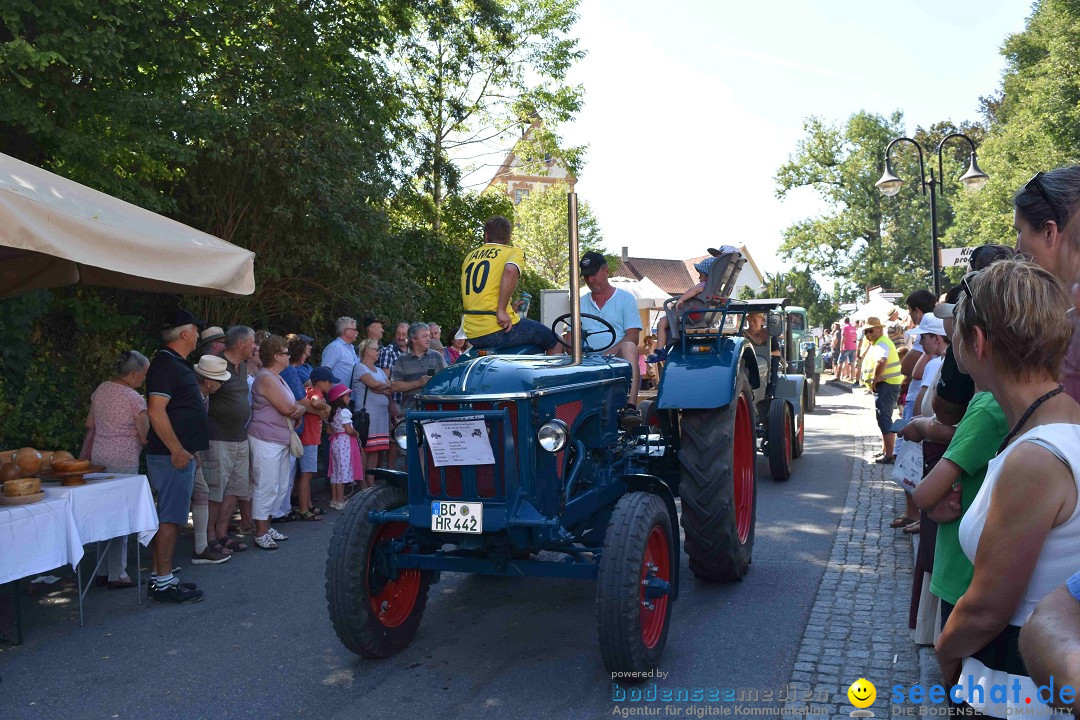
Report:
678,368,757,582
767,399,793,481
326,484,431,658
597,492,674,675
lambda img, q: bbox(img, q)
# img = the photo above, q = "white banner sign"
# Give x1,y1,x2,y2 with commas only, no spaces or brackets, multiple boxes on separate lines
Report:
939,247,978,268
422,418,495,467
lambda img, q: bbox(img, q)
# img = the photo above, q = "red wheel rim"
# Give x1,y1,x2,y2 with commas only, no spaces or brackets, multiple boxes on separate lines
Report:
367,522,421,628
639,526,670,649
733,395,754,543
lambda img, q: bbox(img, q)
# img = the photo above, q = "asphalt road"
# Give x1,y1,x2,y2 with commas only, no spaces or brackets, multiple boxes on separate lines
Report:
0,381,862,720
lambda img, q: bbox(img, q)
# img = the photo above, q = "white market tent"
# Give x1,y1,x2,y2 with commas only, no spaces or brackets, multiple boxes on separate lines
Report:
0,153,255,297
606,276,672,309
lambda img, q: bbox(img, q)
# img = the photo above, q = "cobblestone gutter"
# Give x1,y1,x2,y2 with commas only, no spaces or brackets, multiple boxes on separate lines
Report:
783,391,942,718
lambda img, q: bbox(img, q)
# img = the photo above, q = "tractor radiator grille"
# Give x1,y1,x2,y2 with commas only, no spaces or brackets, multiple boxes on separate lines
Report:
554,400,582,479
421,401,516,500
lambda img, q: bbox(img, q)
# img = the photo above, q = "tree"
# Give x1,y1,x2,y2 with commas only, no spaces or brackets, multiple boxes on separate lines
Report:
775,111,981,297
512,181,603,285
944,0,1080,254
394,0,585,230
754,268,837,329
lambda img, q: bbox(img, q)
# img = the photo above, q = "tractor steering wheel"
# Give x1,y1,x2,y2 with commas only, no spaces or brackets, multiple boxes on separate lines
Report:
551,312,618,354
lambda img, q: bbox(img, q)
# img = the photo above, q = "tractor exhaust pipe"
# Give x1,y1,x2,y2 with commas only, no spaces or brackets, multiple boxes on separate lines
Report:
567,191,583,366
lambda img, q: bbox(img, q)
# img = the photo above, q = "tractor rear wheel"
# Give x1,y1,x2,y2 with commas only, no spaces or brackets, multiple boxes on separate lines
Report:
326,484,431,658
767,399,793,481
678,368,757,582
597,492,674,674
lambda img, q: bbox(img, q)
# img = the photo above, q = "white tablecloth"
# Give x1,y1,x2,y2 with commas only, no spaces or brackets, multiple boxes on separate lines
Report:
45,474,158,547
0,493,83,585
0,474,159,585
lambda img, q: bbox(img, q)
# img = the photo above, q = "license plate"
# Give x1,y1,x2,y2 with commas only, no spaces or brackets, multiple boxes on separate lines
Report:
431,501,483,533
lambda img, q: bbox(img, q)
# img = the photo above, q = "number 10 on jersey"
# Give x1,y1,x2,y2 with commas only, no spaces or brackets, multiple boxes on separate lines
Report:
463,260,490,295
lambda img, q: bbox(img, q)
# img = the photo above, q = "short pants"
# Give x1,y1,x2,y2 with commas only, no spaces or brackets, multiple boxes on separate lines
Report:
202,439,251,502
875,382,902,434
469,318,558,351
299,444,318,473
840,349,856,363
146,454,196,525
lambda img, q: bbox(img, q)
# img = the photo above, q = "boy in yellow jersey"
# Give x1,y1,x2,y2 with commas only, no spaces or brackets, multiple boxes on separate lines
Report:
461,216,561,355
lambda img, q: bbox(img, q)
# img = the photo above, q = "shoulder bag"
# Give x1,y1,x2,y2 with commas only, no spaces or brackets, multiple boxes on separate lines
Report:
286,418,304,458
353,383,371,446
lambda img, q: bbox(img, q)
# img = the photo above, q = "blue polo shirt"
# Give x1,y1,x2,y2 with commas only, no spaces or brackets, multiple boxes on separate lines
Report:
581,287,641,349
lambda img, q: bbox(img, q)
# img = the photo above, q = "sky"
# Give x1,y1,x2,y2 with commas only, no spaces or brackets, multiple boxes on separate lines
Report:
548,0,1035,275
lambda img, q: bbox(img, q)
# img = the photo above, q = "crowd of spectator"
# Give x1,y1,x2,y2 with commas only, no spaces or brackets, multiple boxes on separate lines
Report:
89,311,471,604
831,165,1080,717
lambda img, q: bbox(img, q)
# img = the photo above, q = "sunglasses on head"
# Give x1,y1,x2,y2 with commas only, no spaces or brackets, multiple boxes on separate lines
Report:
960,271,988,336
1025,172,1062,227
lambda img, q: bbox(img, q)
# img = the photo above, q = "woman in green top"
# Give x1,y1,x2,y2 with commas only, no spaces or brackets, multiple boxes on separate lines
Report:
913,391,1009,608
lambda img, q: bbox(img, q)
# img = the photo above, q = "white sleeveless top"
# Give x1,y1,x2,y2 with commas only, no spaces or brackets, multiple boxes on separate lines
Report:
959,423,1080,626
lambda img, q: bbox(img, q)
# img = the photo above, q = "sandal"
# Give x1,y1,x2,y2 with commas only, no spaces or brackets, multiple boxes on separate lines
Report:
874,455,896,465
254,533,278,550
209,540,233,556
297,509,323,521
902,521,922,534
890,515,915,529
268,527,289,542
309,506,326,516
220,536,248,553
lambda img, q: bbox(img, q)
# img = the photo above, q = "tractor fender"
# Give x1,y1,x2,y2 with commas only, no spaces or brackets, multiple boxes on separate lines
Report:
656,337,759,410
772,373,806,434
621,474,681,601
372,468,408,491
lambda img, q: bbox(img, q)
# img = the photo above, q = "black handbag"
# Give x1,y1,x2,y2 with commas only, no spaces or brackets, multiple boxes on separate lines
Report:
353,384,371,445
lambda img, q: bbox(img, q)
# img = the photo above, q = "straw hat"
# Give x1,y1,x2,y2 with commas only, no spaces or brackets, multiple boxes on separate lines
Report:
194,355,231,382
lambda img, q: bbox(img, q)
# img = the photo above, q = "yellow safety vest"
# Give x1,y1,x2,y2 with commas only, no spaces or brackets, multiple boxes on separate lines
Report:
875,335,903,385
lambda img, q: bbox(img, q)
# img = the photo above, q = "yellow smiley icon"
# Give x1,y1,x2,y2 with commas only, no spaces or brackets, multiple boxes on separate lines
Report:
848,678,876,708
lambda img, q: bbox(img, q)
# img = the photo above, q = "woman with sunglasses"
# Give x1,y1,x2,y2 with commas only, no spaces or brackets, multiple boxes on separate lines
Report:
934,259,1080,717
1013,166,1080,402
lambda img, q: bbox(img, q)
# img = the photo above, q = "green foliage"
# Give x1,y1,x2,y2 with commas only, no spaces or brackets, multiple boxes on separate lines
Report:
512,181,603,286
776,111,985,296
944,0,1080,257
754,269,837,329
0,290,151,450
394,0,585,229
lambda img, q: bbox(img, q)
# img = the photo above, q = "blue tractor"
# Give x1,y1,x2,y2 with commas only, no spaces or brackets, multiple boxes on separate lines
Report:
325,210,799,673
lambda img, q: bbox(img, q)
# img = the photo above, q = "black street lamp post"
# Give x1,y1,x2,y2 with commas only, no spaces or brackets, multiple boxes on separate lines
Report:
875,133,989,296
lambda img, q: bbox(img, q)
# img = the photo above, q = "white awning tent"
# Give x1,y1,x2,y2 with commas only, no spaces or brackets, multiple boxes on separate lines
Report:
0,153,255,297
605,276,672,309
849,298,901,323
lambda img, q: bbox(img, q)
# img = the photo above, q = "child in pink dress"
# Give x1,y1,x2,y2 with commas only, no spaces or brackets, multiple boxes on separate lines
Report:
327,384,363,510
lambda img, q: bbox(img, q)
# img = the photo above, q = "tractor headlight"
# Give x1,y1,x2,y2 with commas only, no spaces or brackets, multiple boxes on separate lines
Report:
393,421,409,450
538,419,569,452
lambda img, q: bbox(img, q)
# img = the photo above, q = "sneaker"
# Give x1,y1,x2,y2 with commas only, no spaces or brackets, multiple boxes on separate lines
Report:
254,533,278,551
191,546,232,565
645,348,667,364
620,406,643,431
329,500,345,511
148,578,197,592
267,527,289,542
150,582,204,604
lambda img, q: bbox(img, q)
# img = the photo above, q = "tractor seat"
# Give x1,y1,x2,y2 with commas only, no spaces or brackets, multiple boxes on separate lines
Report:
666,249,747,344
